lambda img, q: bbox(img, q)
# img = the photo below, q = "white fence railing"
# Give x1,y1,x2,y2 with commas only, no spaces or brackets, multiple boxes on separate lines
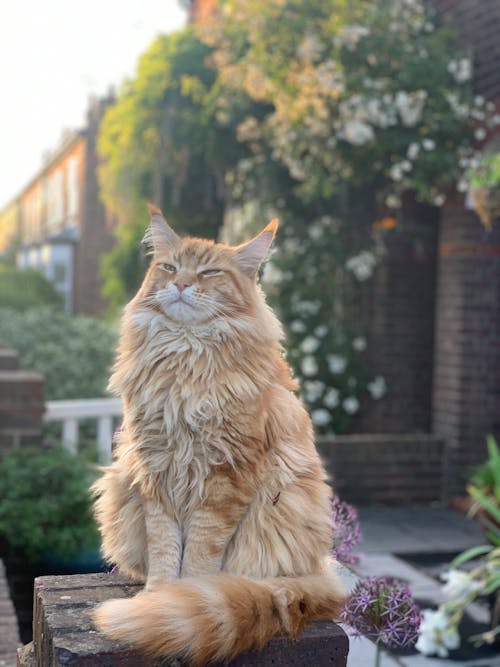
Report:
44,398,123,463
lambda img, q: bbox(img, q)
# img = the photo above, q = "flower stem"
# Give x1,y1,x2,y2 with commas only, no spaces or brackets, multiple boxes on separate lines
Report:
375,641,382,667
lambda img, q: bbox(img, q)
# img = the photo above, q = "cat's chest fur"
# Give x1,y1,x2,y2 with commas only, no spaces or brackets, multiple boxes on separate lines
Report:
119,320,263,515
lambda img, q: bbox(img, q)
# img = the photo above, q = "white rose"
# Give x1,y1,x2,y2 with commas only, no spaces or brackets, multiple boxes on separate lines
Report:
303,380,325,403
290,320,306,334
311,408,332,426
323,388,340,408
423,138,436,151
352,336,367,351
301,355,318,377
327,354,347,374
407,142,420,160
300,336,320,354
342,120,375,145
367,376,387,399
314,324,329,337
342,396,360,414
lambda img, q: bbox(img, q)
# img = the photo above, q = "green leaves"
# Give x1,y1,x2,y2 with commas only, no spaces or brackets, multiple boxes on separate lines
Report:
0,447,100,562
0,307,116,400
450,545,494,569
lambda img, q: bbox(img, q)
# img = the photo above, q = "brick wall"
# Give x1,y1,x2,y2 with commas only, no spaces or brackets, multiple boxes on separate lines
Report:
318,434,445,506
358,198,439,434
0,349,44,450
432,0,500,102
432,196,500,492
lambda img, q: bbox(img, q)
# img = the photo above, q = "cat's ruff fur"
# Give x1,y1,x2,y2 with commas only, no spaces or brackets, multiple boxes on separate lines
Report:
92,207,345,664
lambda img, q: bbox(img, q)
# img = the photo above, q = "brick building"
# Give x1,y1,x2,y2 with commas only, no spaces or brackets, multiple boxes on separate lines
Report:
0,95,116,315
365,0,500,492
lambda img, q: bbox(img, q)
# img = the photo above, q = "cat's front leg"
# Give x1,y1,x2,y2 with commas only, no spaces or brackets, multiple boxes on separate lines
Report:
143,499,182,590
181,471,251,577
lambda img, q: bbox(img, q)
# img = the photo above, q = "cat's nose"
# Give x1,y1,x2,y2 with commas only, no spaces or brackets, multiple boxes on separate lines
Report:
174,281,191,293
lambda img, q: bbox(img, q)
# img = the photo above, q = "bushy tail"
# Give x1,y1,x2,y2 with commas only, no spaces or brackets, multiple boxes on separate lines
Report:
94,572,345,665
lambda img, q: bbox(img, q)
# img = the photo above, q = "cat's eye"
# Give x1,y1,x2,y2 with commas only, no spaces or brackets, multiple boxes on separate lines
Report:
159,263,177,273
199,269,222,277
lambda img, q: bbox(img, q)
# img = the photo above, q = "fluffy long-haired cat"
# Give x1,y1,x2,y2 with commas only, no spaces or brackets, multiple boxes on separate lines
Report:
92,205,345,664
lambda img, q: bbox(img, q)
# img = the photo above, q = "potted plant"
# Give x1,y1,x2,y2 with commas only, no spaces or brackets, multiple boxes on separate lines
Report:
0,445,101,571
470,153,500,229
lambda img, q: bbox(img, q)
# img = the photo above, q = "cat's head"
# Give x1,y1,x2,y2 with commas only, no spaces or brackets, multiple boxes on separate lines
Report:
134,205,278,326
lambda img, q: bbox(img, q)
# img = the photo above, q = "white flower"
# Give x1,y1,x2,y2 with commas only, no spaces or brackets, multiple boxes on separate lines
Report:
301,355,318,377
341,120,374,145
385,194,401,209
352,336,367,351
342,396,360,414
407,142,420,160
346,251,377,281
333,25,370,51
367,376,387,399
448,58,472,83
457,180,468,192
422,138,436,151
308,223,324,240
389,163,404,181
441,569,482,599
416,609,460,657
314,324,329,337
433,193,446,207
292,299,321,316
311,408,332,426
301,336,320,354
323,387,340,408
327,354,347,374
297,34,323,62
395,90,427,127
290,320,307,334
475,127,487,141
303,380,325,403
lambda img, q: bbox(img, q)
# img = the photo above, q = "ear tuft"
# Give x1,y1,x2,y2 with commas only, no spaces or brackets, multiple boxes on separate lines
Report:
142,203,179,254
235,219,279,277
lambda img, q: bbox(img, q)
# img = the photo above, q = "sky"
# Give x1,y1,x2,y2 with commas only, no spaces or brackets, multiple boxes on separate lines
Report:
0,1,187,208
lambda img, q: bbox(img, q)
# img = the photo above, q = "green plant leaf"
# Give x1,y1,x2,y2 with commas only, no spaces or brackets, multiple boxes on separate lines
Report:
483,574,500,595
450,544,493,568
486,435,500,502
468,486,500,524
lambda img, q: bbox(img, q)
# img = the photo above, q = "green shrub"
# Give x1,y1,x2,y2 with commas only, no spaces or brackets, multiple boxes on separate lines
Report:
0,307,117,399
0,446,100,563
0,263,62,310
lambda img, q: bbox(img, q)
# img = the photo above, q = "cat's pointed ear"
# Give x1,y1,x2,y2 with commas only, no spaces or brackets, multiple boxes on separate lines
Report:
142,203,179,254
235,219,279,277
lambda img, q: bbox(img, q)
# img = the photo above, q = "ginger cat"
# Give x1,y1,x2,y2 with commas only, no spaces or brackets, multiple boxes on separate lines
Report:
92,206,345,664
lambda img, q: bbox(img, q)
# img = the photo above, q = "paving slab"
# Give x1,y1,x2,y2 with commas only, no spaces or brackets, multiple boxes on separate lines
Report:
357,507,484,555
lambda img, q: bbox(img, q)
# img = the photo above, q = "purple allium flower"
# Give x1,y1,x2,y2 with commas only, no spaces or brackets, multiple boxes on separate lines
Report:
341,576,422,649
331,497,362,565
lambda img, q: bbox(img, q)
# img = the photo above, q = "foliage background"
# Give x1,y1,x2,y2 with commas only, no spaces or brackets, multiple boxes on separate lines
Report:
0,307,116,400
96,0,498,432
